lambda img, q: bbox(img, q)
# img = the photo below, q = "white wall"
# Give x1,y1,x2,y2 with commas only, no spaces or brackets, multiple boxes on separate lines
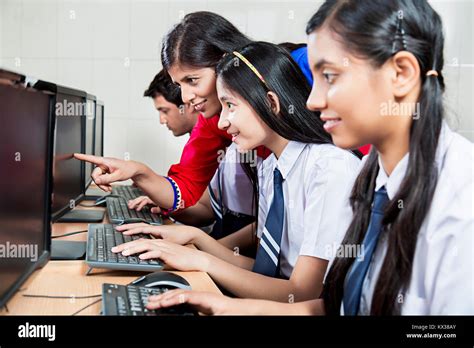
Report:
0,0,472,177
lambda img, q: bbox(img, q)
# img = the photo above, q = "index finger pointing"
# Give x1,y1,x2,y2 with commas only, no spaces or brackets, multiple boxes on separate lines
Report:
74,153,105,166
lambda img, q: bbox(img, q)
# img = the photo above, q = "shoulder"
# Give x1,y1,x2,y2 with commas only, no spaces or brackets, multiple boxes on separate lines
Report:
422,129,473,239
303,143,361,174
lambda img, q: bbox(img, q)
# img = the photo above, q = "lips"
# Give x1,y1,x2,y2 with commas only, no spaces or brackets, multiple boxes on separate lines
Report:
192,100,206,111
320,114,342,132
230,131,240,142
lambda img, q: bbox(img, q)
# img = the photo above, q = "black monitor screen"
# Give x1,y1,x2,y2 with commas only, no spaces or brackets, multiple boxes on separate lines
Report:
84,99,95,189
0,84,52,307
51,93,84,219
95,103,104,157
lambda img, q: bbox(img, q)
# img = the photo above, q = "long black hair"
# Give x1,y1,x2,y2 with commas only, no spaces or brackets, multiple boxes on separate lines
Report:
306,0,445,315
216,42,338,238
161,11,252,69
216,42,333,144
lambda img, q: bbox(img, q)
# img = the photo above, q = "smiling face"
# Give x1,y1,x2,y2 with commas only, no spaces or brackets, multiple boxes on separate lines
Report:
306,27,400,150
167,64,221,119
216,77,273,153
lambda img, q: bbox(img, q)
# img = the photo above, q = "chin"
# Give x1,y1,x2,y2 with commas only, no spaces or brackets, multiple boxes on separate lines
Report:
332,136,360,150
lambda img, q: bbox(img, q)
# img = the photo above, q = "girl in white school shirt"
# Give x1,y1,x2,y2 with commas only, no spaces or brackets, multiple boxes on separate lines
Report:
112,41,361,302
146,0,473,315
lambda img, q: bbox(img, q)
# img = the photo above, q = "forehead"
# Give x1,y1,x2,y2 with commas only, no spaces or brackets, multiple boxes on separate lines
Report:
216,77,236,98
168,64,210,80
307,28,344,63
153,95,175,108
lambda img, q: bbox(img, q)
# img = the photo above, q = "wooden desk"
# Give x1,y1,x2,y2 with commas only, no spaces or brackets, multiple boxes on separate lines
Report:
0,197,221,315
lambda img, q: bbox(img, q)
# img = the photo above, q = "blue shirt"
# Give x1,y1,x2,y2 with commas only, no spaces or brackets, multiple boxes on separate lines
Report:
291,46,313,86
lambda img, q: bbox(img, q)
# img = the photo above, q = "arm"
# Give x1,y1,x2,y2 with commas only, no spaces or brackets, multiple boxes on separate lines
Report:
201,254,328,302
74,114,231,210
217,223,256,251
170,189,215,227
147,290,326,315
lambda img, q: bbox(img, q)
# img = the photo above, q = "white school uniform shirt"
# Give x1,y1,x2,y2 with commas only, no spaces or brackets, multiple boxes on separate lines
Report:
343,123,474,315
257,141,361,279
208,143,262,216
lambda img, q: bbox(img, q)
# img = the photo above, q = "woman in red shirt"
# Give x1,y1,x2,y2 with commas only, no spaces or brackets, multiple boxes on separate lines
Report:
74,11,366,213
75,12,254,213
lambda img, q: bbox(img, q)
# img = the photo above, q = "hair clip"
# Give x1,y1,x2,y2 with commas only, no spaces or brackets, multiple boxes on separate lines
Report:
392,13,408,54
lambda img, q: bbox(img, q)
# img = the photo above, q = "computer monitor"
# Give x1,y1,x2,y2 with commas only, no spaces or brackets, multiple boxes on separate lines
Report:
84,94,96,191
95,100,104,157
50,86,87,221
0,79,54,308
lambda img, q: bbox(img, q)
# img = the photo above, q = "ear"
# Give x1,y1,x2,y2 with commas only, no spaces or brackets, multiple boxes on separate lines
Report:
389,51,421,99
266,91,281,115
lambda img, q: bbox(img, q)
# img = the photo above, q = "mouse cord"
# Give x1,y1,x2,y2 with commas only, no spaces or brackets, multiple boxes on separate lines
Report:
71,298,103,316
51,230,88,239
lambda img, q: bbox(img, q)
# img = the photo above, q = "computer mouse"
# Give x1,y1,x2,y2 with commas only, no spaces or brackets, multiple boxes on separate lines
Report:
131,271,192,290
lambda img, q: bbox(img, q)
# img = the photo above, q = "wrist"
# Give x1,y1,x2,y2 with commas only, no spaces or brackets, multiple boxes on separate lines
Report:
198,251,213,273
190,228,207,247
132,162,149,181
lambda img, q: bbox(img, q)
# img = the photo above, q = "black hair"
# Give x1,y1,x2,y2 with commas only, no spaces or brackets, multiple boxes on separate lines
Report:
278,42,307,53
306,0,445,315
161,11,252,70
217,41,340,237
217,41,333,144
143,69,182,107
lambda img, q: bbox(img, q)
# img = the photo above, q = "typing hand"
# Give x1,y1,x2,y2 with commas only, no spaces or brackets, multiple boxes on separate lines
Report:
73,153,143,192
111,239,208,272
146,290,235,315
127,196,159,212
115,224,200,246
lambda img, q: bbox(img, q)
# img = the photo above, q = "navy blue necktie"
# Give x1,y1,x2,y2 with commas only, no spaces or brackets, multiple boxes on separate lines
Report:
253,168,284,277
343,186,390,315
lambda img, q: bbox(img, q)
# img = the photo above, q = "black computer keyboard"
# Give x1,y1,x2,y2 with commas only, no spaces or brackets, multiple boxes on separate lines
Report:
86,224,163,272
102,283,196,316
111,185,144,200
106,196,163,225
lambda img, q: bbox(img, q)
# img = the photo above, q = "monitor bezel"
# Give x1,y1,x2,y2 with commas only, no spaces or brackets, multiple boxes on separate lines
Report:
0,77,54,308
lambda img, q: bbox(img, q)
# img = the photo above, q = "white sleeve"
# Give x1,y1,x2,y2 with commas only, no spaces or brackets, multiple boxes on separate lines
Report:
299,149,360,260
426,177,474,314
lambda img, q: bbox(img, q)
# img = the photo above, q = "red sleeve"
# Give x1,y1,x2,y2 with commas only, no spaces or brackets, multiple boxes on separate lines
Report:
358,144,371,155
167,114,232,208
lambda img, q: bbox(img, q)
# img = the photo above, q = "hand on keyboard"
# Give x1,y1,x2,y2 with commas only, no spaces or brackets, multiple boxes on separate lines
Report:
128,195,161,214
115,223,201,246
111,239,207,272
146,289,237,315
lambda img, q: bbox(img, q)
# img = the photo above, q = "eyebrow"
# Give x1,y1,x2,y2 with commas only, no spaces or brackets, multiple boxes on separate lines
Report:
180,75,198,83
219,95,231,102
314,58,337,71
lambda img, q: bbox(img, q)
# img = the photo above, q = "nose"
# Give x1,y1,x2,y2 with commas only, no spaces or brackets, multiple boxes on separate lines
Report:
159,113,167,125
218,111,231,131
180,86,196,105
306,83,327,112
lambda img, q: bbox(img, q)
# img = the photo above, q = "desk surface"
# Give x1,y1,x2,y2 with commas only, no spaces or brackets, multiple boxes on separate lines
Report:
0,194,221,315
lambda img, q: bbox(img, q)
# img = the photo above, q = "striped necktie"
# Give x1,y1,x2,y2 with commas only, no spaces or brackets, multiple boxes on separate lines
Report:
252,168,284,277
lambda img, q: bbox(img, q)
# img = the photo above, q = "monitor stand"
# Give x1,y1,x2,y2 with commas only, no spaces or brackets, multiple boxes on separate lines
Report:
51,240,86,260
57,209,104,223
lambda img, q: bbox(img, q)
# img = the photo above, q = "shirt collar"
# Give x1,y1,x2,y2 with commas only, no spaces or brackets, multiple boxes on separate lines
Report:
375,121,453,199
273,141,308,180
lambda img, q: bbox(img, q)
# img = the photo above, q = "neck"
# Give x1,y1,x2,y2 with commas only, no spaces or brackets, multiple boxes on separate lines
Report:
266,133,289,159
186,114,199,134
376,121,411,176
